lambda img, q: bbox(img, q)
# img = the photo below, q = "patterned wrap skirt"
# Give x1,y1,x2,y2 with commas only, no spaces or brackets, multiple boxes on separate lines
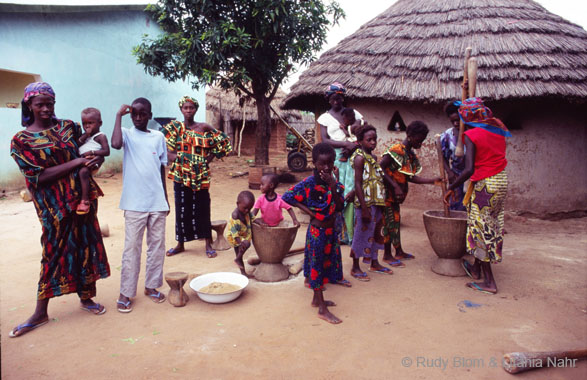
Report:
174,182,212,242
465,170,508,263
38,200,110,300
304,225,343,290
351,205,385,259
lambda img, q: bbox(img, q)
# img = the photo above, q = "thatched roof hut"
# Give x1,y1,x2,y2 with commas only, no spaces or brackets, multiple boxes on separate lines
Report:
283,0,587,111
206,86,314,158
207,86,303,122
282,0,587,215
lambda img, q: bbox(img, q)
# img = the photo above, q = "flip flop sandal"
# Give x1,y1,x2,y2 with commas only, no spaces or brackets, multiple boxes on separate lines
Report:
335,279,352,288
206,249,217,258
80,303,106,315
384,259,405,268
166,247,183,257
116,300,133,313
351,271,370,282
368,267,393,275
466,282,496,295
397,253,415,260
462,260,479,279
9,320,49,338
144,290,166,303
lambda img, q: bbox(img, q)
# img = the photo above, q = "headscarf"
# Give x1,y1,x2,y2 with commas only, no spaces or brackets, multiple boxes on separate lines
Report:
178,96,199,109
324,82,346,99
21,82,57,127
455,97,512,137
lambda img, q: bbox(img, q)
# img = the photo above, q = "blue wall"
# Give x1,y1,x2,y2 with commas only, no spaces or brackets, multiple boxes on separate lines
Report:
0,7,206,188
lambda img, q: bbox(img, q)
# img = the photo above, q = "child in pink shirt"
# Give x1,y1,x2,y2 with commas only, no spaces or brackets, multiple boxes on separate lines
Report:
252,174,299,227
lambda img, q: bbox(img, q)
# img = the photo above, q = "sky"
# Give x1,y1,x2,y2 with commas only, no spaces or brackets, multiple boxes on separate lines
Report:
3,0,586,90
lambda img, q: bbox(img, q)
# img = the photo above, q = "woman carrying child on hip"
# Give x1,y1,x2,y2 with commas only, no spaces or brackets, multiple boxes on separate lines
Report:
349,124,390,281
282,143,346,324
380,121,442,267
252,173,299,227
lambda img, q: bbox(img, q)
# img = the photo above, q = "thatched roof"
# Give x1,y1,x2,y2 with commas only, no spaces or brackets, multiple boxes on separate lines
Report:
283,0,587,111
206,86,305,122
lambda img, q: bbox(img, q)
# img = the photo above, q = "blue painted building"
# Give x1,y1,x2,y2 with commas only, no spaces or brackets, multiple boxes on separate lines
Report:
0,3,205,189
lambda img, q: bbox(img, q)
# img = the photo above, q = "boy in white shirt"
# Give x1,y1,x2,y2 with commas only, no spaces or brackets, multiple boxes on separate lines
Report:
111,97,169,313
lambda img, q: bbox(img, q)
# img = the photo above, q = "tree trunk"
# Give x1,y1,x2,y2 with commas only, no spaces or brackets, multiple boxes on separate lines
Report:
253,94,271,166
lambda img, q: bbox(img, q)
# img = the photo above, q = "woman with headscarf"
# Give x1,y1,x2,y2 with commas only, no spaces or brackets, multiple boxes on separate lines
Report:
9,82,110,337
317,82,363,249
444,97,511,295
164,96,232,257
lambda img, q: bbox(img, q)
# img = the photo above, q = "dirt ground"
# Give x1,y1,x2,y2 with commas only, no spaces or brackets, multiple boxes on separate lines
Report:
1,155,586,380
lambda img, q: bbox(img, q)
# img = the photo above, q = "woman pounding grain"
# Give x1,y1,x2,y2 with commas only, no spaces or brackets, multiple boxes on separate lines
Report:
9,82,110,337
444,98,511,295
164,96,232,258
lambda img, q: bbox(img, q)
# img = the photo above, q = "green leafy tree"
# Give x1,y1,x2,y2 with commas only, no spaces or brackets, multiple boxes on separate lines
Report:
134,0,344,165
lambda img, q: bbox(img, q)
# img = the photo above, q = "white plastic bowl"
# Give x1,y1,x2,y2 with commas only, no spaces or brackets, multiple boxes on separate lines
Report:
189,272,249,304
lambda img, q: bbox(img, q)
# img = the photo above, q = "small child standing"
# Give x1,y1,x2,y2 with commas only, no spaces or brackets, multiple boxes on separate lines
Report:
252,173,299,227
111,98,169,313
380,121,442,266
349,124,390,281
227,191,256,276
440,101,467,211
282,143,345,324
77,107,109,214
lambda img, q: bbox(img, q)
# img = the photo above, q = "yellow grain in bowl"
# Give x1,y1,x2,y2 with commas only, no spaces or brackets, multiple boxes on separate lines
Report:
199,282,242,294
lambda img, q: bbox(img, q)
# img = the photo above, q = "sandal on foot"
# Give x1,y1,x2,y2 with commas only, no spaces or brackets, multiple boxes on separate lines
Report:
76,200,90,215
9,319,49,338
206,249,217,258
384,259,405,268
466,282,496,295
351,271,370,282
396,253,415,260
144,290,166,303
462,260,480,279
335,279,352,288
166,247,184,257
80,303,106,315
116,300,133,313
369,266,393,275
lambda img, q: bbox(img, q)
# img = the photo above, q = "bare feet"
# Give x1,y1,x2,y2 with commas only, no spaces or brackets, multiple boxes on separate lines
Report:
317,310,342,324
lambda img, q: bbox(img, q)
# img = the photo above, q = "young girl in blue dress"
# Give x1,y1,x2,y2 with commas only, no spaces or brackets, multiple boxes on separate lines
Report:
282,143,345,324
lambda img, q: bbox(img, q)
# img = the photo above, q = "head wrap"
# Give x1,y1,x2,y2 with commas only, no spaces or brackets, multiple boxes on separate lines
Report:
178,96,199,109
21,82,57,127
324,82,346,99
455,97,512,137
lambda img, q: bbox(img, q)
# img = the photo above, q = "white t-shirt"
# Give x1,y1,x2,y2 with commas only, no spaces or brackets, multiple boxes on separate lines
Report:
317,110,363,142
119,127,169,212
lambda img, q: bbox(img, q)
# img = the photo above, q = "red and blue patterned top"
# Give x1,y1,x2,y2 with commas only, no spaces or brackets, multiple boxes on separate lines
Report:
282,175,344,222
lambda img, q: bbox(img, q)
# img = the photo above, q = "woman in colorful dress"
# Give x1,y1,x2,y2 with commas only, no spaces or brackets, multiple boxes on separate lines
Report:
316,82,363,246
444,97,511,295
164,96,232,257
9,82,110,338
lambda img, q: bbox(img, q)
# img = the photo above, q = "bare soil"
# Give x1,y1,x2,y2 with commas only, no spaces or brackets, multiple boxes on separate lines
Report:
1,155,586,379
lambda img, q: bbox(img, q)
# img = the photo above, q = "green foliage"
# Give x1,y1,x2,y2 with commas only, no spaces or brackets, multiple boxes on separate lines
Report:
134,0,344,98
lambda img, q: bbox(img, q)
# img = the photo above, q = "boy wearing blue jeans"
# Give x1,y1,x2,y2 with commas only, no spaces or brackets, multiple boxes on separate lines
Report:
111,98,169,313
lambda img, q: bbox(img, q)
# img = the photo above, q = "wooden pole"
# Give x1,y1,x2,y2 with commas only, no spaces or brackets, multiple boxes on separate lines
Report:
455,47,472,158
468,57,478,98
435,135,450,217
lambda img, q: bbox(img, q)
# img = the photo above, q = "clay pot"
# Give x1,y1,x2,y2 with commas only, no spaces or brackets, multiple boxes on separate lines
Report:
251,221,299,282
422,210,468,277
